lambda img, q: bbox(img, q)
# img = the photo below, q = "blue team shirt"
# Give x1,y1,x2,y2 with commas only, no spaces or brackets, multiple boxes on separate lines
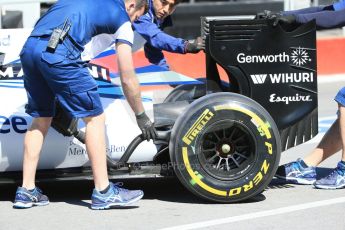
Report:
333,0,345,11
31,0,133,51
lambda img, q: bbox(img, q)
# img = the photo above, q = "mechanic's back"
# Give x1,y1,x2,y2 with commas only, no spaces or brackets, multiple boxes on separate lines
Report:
31,0,130,47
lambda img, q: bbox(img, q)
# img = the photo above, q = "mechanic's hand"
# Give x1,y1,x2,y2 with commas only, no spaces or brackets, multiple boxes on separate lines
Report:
255,10,296,26
136,112,157,141
272,14,296,27
185,37,205,54
255,10,276,19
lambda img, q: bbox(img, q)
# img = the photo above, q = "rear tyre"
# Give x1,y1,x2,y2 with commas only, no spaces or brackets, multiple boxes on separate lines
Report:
169,92,281,202
164,83,205,103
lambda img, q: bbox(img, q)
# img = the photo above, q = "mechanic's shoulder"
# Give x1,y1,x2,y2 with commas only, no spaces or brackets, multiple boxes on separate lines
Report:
136,10,154,24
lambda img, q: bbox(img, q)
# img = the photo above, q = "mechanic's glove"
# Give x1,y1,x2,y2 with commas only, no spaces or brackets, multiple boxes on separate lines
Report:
272,14,296,27
185,37,205,54
255,10,275,19
136,112,157,141
255,10,296,27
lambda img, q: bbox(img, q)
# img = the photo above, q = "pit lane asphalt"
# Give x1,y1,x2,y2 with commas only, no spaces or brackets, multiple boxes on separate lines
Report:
1,78,345,230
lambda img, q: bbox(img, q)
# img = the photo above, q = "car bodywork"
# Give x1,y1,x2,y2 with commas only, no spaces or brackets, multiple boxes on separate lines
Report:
0,30,200,173
0,16,318,202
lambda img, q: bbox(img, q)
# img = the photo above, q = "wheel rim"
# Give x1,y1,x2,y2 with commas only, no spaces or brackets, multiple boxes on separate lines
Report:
196,120,256,181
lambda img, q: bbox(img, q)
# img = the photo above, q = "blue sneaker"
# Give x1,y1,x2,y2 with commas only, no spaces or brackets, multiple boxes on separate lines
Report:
275,158,316,185
91,182,144,210
13,187,49,209
314,161,345,189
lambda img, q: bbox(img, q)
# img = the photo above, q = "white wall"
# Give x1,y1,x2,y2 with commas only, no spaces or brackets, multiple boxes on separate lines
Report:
284,0,323,11
0,0,56,28
284,0,312,11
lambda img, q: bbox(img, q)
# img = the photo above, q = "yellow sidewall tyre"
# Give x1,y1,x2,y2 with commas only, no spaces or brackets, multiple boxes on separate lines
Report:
169,92,281,203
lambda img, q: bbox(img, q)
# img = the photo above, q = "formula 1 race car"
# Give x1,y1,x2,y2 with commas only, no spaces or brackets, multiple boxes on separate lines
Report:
0,16,318,203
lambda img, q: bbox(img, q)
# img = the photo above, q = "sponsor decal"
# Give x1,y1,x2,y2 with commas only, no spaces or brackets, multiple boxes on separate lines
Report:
251,74,267,84
88,63,111,83
0,66,23,79
237,52,289,64
182,109,214,145
291,47,312,67
68,141,87,156
269,93,312,105
0,64,109,81
68,139,87,156
68,140,127,157
214,104,272,139
106,145,127,154
250,72,314,84
0,115,27,134
228,159,270,197
68,146,87,156
0,35,10,47
237,47,312,67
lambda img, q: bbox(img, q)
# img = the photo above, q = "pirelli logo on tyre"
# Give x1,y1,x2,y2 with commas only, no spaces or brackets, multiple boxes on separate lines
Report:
174,96,280,203
182,109,214,145
214,104,272,139
228,159,270,197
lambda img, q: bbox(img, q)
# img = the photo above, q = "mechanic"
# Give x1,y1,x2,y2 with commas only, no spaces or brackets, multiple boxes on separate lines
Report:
261,2,345,189
132,0,204,70
262,0,345,29
84,0,204,69
13,0,157,210
276,90,345,189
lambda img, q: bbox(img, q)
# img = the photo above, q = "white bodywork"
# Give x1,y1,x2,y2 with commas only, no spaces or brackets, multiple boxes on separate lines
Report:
0,29,199,172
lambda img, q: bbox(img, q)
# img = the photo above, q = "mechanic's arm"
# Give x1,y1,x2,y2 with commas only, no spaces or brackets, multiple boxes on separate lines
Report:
282,5,333,16
279,7,345,29
133,16,202,54
295,8,345,29
144,43,170,70
117,42,144,115
116,42,157,140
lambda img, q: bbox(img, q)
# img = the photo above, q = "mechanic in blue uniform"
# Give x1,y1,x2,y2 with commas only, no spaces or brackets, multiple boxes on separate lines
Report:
13,0,156,210
262,1,345,189
132,0,204,70
265,0,345,29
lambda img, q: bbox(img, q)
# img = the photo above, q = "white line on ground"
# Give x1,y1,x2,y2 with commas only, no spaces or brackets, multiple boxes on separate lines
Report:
159,196,345,230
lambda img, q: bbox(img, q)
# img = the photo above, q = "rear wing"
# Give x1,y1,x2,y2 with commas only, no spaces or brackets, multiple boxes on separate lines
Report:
202,16,318,150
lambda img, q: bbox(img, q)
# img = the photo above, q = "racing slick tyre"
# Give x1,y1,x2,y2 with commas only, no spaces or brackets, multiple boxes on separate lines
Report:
163,83,206,103
169,92,281,203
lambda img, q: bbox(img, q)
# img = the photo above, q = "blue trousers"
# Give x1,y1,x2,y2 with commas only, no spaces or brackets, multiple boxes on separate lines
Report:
20,36,103,118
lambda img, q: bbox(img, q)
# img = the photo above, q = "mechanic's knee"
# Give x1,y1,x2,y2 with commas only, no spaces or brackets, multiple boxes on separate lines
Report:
30,117,53,133
82,113,105,125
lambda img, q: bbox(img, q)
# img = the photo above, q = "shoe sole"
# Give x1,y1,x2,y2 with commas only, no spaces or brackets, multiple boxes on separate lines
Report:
314,184,345,189
13,201,49,209
275,175,315,185
91,193,144,210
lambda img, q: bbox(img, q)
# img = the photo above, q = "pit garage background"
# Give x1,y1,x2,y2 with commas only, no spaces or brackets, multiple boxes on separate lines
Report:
0,0,342,75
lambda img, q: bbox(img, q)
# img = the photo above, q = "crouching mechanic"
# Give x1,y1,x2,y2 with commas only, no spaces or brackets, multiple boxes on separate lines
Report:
13,0,157,210
133,0,204,69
